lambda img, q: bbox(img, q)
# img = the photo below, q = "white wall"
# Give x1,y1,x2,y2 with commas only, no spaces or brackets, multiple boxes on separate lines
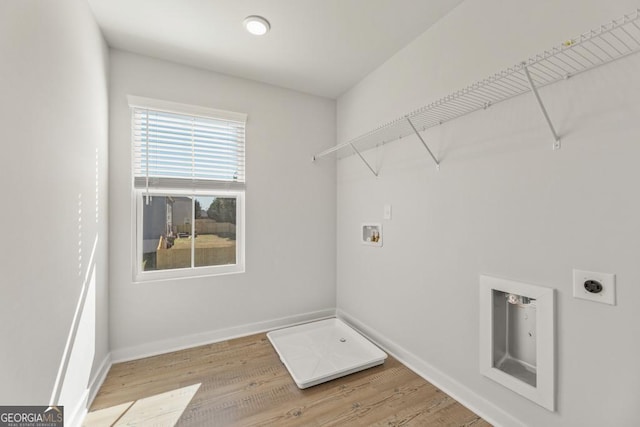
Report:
0,0,109,422
337,1,640,426
109,50,336,358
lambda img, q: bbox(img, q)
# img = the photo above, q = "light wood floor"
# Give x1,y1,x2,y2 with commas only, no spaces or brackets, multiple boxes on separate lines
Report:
87,332,491,426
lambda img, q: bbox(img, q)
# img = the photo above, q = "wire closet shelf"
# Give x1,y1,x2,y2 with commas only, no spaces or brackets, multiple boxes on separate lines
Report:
313,9,640,174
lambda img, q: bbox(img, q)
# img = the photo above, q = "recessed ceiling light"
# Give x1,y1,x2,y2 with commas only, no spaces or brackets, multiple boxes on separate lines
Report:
243,15,270,36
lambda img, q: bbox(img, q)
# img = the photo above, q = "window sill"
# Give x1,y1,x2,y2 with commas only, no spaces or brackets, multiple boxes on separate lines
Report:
133,264,245,284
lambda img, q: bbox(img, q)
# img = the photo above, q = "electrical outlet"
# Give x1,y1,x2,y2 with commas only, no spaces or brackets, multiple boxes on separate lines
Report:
572,269,616,305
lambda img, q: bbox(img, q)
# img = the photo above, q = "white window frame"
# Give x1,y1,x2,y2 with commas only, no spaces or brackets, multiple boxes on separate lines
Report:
129,96,247,283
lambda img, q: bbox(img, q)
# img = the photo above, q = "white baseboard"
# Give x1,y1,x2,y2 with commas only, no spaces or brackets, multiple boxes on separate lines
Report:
65,390,89,427
111,308,337,363
67,353,112,427
336,309,524,427
87,353,113,407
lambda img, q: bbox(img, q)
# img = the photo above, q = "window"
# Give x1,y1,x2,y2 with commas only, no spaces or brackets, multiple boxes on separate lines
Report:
129,96,246,281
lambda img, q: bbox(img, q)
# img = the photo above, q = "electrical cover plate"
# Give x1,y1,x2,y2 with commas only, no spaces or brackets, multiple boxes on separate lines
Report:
572,269,616,305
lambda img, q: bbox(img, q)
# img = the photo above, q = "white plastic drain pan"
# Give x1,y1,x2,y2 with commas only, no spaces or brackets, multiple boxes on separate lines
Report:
267,318,387,389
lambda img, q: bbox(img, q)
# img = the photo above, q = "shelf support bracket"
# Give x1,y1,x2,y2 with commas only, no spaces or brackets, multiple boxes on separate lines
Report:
523,64,561,150
407,118,440,170
350,143,378,177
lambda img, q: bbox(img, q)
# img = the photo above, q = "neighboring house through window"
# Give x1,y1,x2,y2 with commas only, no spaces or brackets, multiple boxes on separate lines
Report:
129,96,246,281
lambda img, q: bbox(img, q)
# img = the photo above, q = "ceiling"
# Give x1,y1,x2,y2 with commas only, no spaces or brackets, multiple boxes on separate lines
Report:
87,0,465,98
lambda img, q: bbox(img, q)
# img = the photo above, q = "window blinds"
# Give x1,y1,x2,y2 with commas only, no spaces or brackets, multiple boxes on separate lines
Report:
131,100,246,191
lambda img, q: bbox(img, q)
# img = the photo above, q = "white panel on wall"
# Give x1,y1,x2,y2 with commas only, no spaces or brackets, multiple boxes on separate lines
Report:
480,275,555,411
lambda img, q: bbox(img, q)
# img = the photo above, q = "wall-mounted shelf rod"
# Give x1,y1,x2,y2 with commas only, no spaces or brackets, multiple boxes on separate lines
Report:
407,117,440,169
350,143,378,177
523,65,561,150
312,9,640,165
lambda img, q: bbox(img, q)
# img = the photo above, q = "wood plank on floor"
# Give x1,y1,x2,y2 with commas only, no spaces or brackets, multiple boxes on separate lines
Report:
86,333,491,426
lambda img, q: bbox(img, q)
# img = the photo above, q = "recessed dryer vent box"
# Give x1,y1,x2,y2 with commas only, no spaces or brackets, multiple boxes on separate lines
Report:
479,275,555,411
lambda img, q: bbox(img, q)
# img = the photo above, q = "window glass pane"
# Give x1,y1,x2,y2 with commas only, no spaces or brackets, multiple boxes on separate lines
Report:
194,196,237,267
142,196,193,271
